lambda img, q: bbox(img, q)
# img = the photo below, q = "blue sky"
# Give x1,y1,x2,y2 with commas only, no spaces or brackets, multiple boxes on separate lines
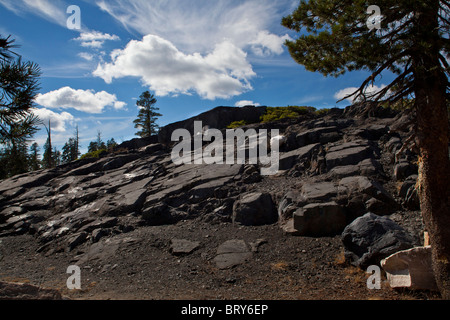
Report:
0,0,393,153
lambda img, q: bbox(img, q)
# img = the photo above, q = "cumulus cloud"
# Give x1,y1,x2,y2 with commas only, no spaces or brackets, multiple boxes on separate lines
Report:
35,87,127,114
235,100,261,107
32,108,75,132
250,31,292,57
334,84,388,103
92,0,296,100
93,35,256,100
73,31,120,48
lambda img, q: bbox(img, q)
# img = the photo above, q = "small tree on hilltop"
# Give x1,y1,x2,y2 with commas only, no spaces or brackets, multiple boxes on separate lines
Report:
133,91,162,138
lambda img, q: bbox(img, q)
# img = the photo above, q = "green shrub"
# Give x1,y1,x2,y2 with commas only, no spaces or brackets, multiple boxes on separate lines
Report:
315,108,332,116
79,149,108,160
260,106,316,123
227,120,248,129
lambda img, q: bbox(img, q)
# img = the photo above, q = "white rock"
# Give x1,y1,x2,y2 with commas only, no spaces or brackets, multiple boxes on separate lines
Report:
381,246,438,291
270,135,286,148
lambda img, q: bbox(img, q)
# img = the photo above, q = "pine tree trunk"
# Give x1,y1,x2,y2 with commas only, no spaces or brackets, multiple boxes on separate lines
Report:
416,91,450,299
414,59,450,300
412,0,450,299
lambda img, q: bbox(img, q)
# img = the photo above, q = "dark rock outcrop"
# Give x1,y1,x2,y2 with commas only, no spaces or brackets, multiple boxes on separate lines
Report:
158,105,267,145
0,103,424,272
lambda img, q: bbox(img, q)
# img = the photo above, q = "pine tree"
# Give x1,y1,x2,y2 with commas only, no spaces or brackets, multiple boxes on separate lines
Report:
283,0,450,298
42,138,53,169
87,130,106,153
29,142,41,171
61,126,81,164
96,130,106,150
106,138,117,151
0,35,41,177
0,140,29,178
62,138,77,164
54,147,61,167
133,91,162,138
0,35,40,148
42,120,54,169
74,125,80,159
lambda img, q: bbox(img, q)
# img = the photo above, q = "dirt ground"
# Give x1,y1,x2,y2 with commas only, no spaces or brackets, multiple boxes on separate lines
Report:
0,216,440,301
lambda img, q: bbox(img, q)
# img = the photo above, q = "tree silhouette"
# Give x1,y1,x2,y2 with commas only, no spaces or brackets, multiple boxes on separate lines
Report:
0,35,41,178
133,91,162,138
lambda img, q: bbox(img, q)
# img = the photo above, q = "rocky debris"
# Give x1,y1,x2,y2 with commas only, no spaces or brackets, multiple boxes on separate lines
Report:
381,246,438,291
398,175,420,210
232,192,277,226
0,103,426,289
249,238,267,253
0,103,435,299
278,174,399,235
342,212,415,268
394,160,418,181
0,281,64,300
66,232,88,251
213,240,252,269
170,239,201,256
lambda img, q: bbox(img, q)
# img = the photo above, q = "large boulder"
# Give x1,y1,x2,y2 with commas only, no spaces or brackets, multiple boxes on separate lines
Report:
325,140,373,170
301,181,337,202
338,176,399,217
141,203,174,226
232,192,277,226
342,212,415,268
328,158,381,178
293,201,346,236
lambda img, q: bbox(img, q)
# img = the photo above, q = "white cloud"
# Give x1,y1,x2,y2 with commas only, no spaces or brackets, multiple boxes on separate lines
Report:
78,52,94,61
96,0,292,55
73,31,120,48
93,35,256,100
93,0,296,100
250,31,292,57
35,87,127,114
32,108,75,132
334,84,388,103
235,100,261,107
0,0,67,27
